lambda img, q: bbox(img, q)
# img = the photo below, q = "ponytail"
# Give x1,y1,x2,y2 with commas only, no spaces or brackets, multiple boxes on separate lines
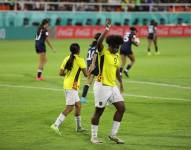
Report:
64,54,75,71
64,43,80,71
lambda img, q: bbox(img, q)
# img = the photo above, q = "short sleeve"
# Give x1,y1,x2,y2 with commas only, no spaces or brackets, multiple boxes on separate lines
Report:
45,31,49,36
44,29,48,37
76,57,86,69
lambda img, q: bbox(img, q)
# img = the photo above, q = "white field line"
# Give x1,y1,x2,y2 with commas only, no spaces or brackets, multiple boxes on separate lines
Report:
127,80,191,90
0,74,191,91
0,83,190,102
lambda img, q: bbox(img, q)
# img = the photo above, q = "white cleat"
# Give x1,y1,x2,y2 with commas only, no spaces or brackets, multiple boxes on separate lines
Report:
76,127,87,132
50,124,62,136
155,51,160,55
108,135,125,144
91,137,103,144
148,52,152,56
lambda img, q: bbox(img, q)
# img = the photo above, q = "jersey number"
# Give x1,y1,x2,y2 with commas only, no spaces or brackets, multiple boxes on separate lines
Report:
124,33,130,42
87,50,94,61
114,57,117,65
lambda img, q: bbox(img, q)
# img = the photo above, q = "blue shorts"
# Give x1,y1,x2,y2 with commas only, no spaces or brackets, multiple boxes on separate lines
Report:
35,43,46,53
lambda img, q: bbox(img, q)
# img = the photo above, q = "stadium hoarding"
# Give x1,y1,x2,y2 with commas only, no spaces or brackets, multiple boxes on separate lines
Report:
56,25,191,39
0,27,55,40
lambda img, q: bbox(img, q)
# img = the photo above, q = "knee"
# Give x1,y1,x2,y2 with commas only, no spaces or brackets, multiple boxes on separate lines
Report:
132,58,135,63
68,106,74,112
92,111,102,120
44,58,47,64
75,102,81,110
122,61,126,66
63,106,74,116
118,105,126,114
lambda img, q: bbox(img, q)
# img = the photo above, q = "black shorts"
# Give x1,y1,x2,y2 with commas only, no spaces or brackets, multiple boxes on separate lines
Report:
35,43,46,53
148,33,155,40
120,48,133,56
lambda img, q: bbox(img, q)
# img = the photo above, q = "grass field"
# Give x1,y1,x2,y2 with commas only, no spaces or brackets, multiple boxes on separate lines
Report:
0,37,191,150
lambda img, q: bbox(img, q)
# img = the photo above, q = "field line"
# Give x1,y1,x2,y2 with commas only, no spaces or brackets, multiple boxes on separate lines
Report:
0,83,190,102
0,74,191,90
127,80,191,90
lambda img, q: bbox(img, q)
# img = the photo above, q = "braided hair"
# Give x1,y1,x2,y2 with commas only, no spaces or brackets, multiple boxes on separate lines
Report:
64,43,80,71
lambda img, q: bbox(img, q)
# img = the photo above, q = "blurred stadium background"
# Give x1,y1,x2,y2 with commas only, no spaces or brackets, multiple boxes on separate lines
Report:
0,0,191,39
1,1,191,150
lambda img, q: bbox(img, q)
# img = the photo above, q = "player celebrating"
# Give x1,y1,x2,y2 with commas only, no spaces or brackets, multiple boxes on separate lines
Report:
120,26,140,78
50,43,87,136
91,20,125,144
147,20,159,55
35,19,55,80
80,33,101,104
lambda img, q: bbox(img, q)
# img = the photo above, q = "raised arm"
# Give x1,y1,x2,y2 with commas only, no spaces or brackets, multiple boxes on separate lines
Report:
97,19,111,52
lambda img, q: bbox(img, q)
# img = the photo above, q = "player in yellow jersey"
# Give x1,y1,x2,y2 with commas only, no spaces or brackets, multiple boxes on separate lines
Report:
50,43,88,136
90,20,125,144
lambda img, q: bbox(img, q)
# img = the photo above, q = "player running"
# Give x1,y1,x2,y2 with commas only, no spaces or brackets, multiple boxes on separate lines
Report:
35,19,55,80
119,26,140,78
90,20,125,144
50,43,87,136
80,33,101,104
147,20,159,56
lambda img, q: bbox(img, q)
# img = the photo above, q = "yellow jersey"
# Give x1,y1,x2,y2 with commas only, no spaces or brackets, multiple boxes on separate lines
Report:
60,55,86,90
98,47,120,86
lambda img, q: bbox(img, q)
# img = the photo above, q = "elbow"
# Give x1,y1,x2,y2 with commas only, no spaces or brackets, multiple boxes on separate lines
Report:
59,71,65,76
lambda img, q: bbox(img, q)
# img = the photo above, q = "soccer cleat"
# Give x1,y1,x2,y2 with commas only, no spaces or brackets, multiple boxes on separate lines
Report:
155,51,160,55
123,71,129,78
91,137,103,144
108,135,125,144
76,127,87,132
50,124,62,136
80,97,87,104
148,52,152,56
36,77,44,81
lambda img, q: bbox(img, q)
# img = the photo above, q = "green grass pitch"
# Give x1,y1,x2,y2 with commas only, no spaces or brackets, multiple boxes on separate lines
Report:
0,37,191,150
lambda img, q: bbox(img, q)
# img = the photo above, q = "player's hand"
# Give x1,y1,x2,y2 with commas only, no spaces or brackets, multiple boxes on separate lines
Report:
105,18,111,30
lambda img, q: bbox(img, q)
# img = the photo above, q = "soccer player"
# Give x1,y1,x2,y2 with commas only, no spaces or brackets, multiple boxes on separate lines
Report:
91,20,125,144
120,26,140,78
80,33,101,104
35,19,55,80
50,43,87,136
147,20,159,55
